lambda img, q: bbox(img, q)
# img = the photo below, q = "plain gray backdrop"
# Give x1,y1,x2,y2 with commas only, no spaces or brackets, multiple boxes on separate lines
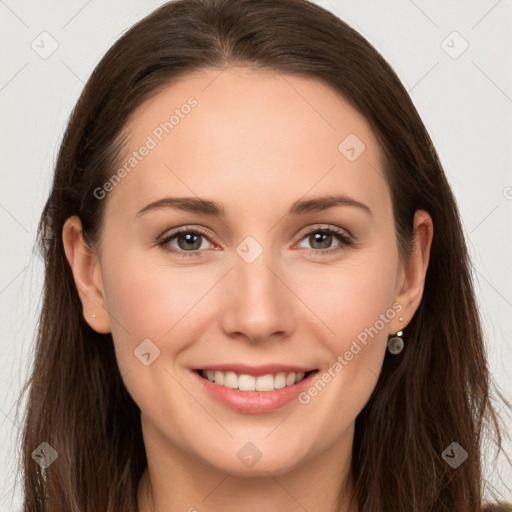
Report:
1,0,511,509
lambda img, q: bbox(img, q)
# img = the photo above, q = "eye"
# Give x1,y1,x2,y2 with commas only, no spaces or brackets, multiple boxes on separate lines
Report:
157,224,353,258
296,224,353,256
158,226,216,258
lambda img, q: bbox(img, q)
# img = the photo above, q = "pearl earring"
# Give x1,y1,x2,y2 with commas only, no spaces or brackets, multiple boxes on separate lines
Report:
387,316,405,354
92,314,96,318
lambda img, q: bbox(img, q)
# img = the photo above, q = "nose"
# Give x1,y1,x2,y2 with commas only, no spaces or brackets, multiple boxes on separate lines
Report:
219,245,296,345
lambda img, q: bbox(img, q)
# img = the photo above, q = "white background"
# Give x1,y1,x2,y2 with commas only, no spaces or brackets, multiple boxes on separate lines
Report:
1,0,511,509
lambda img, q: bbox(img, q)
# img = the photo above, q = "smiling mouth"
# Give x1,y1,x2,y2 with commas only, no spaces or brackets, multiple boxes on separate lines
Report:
195,369,318,392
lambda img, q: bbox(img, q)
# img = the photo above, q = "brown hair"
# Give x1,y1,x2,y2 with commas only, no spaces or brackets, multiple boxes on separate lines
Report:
18,0,510,510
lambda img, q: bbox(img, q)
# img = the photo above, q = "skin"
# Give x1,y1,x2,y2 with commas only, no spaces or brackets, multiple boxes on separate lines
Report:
63,66,433,512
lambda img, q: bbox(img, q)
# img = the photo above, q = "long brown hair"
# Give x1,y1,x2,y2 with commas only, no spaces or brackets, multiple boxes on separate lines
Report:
18,0,510,510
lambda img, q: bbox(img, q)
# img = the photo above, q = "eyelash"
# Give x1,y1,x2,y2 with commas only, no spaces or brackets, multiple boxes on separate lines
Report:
157,224,353,258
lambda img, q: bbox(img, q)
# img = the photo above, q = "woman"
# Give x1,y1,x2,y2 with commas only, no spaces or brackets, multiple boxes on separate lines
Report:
19,0,510,510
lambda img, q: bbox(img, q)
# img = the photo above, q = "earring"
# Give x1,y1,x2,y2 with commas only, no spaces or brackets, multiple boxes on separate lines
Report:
387,316,405,354
92,314,96,318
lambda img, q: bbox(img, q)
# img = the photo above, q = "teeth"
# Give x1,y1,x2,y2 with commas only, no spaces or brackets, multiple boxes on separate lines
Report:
239,374,256,391
224,371,238,389
274,372,287,389
200,370,309,391
255,373,273,391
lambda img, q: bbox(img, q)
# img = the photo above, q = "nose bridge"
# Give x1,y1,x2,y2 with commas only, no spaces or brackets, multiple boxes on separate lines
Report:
235,235,283,307
219,234,294,341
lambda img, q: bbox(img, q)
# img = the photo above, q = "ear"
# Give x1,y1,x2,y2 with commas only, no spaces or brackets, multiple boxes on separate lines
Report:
392,209,433,333
62,216,111,334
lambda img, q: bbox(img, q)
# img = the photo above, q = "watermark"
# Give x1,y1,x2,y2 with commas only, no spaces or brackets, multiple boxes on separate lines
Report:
297,301,403,405
236,236,264,264
134,338,161,366
338,133,366,161
31,441,59,468
31,31,59,60
442,442,468,469
441,31,469,60
93,96,198,200
237,442,262,467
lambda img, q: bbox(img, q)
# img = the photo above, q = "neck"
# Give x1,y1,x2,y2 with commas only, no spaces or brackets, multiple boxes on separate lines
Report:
137,421,358,512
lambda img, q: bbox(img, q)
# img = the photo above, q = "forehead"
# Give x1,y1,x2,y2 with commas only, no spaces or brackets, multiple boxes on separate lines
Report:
106,66,390,220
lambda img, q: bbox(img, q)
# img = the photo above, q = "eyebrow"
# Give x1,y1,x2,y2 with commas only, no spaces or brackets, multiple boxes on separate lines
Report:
136,194,373,218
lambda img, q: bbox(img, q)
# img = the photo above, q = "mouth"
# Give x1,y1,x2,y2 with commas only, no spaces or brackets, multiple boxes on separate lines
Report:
194,368,319,392
192,366,321,414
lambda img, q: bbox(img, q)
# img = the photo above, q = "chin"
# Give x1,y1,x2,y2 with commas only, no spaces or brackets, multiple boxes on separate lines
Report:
199,442,307,477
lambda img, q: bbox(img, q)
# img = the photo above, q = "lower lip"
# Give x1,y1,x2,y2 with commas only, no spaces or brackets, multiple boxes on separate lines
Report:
192,370,319,414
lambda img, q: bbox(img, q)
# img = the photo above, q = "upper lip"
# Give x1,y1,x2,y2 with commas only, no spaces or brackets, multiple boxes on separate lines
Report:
195,364,317,377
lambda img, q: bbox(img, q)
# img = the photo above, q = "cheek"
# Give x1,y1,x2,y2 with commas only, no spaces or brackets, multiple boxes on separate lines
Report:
100,250,232,386
100,253,202,365
297,248,399,347
293,245,399,408
100,256,199,421
281,258,400,456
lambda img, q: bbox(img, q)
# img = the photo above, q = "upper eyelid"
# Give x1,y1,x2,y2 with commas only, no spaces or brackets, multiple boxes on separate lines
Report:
296,223,352,239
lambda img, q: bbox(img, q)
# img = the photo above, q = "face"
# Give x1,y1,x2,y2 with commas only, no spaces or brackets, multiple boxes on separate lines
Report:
70,66,428,477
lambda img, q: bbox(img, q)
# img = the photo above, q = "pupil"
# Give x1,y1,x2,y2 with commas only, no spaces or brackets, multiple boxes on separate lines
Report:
179,233,201,250
312,232,331,249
